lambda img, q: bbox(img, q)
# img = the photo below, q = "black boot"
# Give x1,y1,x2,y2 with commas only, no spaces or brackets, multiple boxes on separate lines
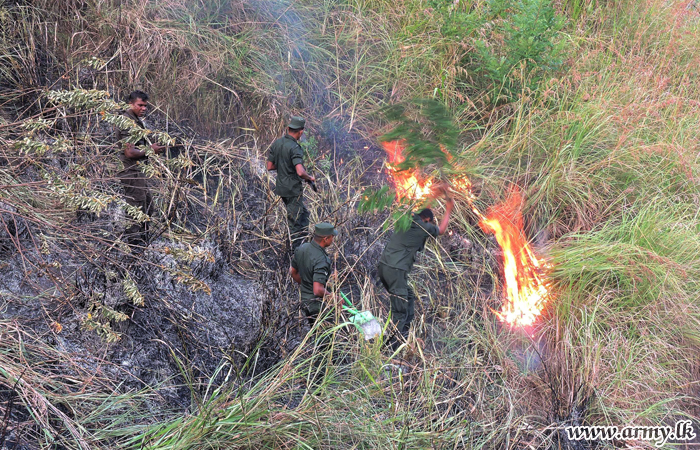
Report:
386,330,409,352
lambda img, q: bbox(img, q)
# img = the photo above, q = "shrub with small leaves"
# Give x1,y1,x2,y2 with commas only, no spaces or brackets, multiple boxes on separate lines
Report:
476,0,564,102
123,275,145,307
3,86,200,344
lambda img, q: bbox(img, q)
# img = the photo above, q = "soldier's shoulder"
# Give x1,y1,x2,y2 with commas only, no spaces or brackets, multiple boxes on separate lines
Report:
304,243,325,259
122,109,138,121
114,110,129,126
316,249,331,266
283,136,302,150
417,220,439,237
270,136,285,148
296,242,315,259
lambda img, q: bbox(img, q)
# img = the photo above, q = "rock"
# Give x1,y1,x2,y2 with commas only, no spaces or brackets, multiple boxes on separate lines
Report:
109,238,263,384
0,235,265,404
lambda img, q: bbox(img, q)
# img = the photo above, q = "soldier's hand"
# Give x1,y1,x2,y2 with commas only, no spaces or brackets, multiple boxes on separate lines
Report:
334,293,346,308
437,182,454,200
151,143,166,154
432,180,448,196
324,292,339,307
328,269,339,287
308,175,316,183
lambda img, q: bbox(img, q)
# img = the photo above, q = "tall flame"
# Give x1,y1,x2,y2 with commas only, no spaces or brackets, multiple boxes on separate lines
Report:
381,140,549,327
478,191,549,326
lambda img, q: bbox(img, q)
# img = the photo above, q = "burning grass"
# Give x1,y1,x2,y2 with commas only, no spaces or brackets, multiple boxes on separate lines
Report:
381,138,551,327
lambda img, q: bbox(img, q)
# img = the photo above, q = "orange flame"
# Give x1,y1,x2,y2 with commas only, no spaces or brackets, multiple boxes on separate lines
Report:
382,140,434,200
478,190,549,326
381,140,549,327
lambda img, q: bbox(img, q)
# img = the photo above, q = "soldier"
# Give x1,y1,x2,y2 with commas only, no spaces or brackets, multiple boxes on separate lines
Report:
114,90,166,246
289,222,339,326
266,116,315,251
378,192,455,349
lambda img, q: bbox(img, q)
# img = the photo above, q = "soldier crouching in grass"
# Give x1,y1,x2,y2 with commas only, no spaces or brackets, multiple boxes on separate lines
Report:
114,90,167,247
378,189,455,350
289,223,342,383
266,116,316,252
289,223,340,327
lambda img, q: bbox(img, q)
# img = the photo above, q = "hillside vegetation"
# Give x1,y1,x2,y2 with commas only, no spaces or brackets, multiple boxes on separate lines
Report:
1,0,699,449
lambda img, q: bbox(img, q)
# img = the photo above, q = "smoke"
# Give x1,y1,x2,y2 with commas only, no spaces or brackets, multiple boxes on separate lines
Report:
245,0,340,133
245,0,333,116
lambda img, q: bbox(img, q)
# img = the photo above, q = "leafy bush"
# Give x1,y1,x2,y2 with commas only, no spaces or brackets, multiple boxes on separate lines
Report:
476,0,565,102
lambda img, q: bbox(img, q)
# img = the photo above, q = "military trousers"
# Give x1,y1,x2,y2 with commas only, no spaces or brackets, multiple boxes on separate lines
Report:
377,263,416,336
302,298,335,385
119,165,153,244
302,299,324,327
282,194,309,250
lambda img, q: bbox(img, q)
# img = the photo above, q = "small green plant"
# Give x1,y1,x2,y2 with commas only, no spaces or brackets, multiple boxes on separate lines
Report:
380,98,459,173
476,0,564,102
428,0,483,40
301,135,332,172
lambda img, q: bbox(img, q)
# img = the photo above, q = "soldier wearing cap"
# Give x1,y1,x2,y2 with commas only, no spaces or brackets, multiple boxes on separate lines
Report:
378,194,455,348
290,222,338,325
114,90,167,246
266,116,315,251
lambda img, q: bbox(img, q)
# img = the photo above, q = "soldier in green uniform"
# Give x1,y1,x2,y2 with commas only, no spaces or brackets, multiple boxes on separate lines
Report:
114,90,166,246
290,223,341,383
378,193,455,348
289,222,338,325
266,117,315,251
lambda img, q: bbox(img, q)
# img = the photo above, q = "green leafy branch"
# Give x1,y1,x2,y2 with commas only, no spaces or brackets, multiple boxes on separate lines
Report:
359,98,464,230
380,98,458,175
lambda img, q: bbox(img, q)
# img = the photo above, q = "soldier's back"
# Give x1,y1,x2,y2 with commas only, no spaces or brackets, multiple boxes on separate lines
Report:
268,134,304,197
380,215,439,272
293,241,330,300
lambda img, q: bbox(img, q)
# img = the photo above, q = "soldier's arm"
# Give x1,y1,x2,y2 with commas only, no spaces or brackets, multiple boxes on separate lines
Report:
313,281,331,298
150,143,166,154
124,144,164,157
438,197,455,235
124,143,145,159
115,125,141,159
123,142,165,159
289,252,301,283
312,259,332,298
291,144,315,182
315,282,341,306
266,143,276,170
295,164,315,182
289,266,301,284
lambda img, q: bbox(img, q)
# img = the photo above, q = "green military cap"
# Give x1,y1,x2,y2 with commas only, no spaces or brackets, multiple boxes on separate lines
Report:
314,222,338,236
288,116,306,130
